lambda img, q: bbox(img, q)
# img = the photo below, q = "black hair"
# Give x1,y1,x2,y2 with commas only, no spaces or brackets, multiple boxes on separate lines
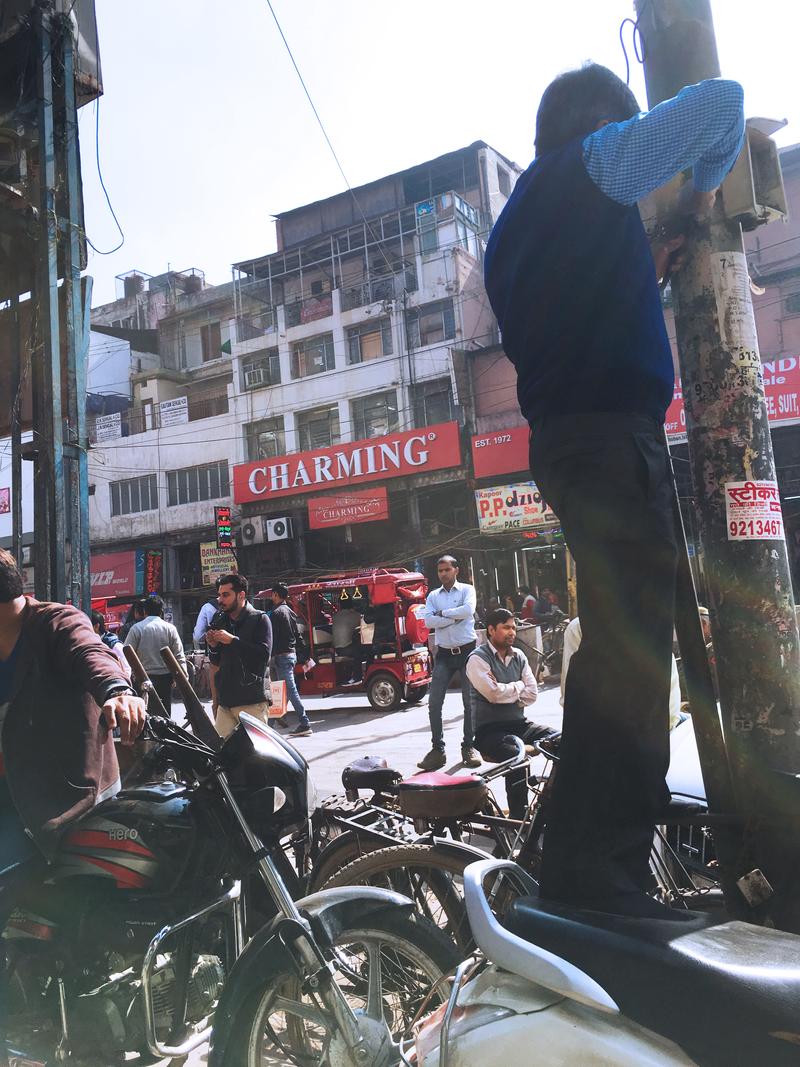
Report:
486,607,515,630
91,609,106,631
144,595,164,617
0,548,23,603
133,599,147,619
217,572,248,595
535,62,639,156
271,582,289,601
437,555,458,567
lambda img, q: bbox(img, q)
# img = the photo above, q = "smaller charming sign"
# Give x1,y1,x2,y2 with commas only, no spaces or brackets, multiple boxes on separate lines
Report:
724,480,784,541
475,481,559,533
308,488,389,530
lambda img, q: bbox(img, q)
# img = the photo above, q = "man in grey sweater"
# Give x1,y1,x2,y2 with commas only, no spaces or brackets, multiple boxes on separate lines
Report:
124,595,186,716
466,607,558,818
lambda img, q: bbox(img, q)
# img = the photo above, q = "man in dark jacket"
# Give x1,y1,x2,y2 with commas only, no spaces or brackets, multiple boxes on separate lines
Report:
484,64,743,917
270,583,311,738
208,572,273,738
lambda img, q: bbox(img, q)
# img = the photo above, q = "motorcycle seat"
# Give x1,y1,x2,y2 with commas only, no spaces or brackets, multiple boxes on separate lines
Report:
505,896,800,1066
398,771,488,819
341,755,403,795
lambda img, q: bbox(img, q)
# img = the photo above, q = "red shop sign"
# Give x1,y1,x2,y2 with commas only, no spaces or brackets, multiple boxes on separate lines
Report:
308,487,389,530
234,421,462,504
144,549,163,594
471,425,529,479
666,356,800,441
90,551,137,599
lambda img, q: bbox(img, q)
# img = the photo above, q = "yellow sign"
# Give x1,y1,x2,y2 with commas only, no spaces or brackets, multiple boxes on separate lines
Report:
200,541,237,587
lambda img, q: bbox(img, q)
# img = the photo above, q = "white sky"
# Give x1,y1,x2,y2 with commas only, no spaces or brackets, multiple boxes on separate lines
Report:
80,0,799,307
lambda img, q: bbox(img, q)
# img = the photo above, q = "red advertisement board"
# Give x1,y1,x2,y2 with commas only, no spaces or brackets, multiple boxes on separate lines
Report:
666,356,800,441
234,421,462,504
90,551,137,599
308,487,389,530
471,425,529,479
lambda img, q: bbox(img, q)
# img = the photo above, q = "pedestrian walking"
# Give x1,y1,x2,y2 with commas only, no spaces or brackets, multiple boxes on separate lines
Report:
124,596,185,716
207,573,272,738
417,555,481,770
91,609,131,679
270,583,312,738
467,608,559,819
484,62,744,917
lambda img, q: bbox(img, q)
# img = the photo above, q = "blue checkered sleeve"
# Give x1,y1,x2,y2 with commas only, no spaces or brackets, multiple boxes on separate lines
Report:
582,78,745,206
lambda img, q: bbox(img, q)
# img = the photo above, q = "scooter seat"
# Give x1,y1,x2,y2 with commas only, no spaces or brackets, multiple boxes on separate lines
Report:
341,755,403,796
504,896,800,1066
398,772,488,819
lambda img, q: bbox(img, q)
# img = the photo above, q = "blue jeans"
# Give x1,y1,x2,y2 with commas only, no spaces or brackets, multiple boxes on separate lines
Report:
274,653,309,729
427,645,475,752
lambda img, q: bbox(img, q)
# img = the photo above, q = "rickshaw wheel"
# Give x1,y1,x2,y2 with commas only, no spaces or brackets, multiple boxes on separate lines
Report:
404,685,429,704
367,672,403,711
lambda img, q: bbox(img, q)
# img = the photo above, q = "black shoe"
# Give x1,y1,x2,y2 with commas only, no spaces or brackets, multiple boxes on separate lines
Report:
417,748,446,771
461,745,482,769
289,725,312,737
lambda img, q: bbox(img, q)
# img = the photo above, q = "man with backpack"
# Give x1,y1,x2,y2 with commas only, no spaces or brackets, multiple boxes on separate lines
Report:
270,583,312,738
91,610,131,679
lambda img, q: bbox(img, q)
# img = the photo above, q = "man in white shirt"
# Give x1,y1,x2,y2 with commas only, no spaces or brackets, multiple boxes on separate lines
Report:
467,607,559,818
418,556,481,771
124,596,186,717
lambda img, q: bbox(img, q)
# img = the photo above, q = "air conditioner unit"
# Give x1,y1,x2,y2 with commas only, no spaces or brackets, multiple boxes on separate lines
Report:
240,516,266,545
266,517,293,542
244,366,270,389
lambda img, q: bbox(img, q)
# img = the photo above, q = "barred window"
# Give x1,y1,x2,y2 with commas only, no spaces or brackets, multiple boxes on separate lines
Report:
407,299,456,348
296,405,340,451
291,333,335,379
351,391,399,440
346,319,393,364
110,474,158,517
167,460,229,506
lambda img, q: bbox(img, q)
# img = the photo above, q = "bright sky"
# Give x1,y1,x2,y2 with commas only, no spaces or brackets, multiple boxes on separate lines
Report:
81,0,799,307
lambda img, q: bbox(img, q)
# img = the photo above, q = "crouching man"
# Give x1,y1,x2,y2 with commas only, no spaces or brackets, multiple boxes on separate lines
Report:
466,607,558,818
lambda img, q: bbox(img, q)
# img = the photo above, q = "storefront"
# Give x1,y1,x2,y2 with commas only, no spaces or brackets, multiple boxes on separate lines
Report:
90,548,164,631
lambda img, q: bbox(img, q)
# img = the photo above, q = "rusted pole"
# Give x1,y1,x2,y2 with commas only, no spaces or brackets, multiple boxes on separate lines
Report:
636,0,800,929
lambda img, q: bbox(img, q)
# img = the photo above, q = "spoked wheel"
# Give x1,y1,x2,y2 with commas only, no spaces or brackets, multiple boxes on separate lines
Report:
221,910,456,1067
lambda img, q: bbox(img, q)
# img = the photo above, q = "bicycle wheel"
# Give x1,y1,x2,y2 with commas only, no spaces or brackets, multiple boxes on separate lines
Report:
321,844,475,953
218,909,457,1067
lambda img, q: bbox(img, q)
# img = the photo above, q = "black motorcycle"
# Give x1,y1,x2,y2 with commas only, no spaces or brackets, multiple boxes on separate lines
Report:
1,713,456,1066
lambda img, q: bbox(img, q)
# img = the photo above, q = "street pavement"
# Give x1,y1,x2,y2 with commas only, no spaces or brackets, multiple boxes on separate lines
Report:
181,681,564,1065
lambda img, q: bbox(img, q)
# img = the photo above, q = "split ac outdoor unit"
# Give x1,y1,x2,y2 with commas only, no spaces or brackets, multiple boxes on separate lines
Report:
266,517,293,542
240,517,266,545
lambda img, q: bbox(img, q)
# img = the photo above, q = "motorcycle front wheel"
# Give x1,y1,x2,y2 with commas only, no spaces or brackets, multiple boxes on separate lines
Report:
218,910,456,1066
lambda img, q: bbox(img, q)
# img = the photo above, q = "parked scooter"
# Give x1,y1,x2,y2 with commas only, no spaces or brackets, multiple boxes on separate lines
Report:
2,714,456,1067
403,858,800,1066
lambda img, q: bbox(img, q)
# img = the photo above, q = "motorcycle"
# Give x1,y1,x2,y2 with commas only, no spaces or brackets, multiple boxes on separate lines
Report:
2,713,457,1067
403,857,800,1066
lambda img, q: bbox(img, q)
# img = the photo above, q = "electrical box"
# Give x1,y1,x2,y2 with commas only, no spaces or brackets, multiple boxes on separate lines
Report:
722,118,789,230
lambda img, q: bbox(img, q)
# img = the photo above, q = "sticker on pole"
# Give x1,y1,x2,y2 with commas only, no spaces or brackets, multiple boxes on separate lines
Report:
725,480,784,540
710,252,761,375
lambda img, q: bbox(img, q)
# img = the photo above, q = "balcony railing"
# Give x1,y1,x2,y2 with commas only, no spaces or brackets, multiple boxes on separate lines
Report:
236,308,277,341
340,270,417,312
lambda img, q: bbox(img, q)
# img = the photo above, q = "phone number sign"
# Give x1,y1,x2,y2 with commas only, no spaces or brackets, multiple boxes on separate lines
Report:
725,480,784,541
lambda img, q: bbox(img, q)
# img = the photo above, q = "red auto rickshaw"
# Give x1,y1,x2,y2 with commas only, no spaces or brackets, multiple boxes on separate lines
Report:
260,569,431,710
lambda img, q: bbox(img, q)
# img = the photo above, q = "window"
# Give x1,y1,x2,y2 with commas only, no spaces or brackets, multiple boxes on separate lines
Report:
167,460,229,506
291,333,335,379
352,391,399,440
785,292,800,316
110,474,158,517
407,299,456,348
412,378,455,427
200,321,222,363
245,416,286,461
497,164,511,197
242,347,281,389
416,200,438,254
346,319,393,364
296,405,341,451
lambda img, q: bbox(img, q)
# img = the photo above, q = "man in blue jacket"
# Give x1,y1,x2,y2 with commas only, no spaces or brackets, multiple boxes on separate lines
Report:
484,63,744,917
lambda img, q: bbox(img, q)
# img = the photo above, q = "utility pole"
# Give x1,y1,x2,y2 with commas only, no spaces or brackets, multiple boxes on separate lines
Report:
636,0,800,929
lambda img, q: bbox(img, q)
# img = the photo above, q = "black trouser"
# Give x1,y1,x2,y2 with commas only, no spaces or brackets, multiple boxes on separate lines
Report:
529,413,678,903
150,672,173,717
476,719,557,819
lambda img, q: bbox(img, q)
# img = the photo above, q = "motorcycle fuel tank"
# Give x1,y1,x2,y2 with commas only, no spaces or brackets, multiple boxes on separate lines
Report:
52,782,199,893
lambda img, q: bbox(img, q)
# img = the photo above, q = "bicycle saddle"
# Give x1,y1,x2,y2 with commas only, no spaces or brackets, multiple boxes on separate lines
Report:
398,771,488,819
505,896,800,1066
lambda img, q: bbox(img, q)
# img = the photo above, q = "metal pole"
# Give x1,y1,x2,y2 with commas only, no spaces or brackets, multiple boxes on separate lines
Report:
60,15,91,614
10,292,23,567
637,0,800,928
35,5,66,601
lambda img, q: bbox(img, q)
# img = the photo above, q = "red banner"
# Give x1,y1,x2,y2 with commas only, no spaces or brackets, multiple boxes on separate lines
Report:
308,488,389,530
667,356,800,440
471,425,529,479
234,421,462,504
90,551,137,599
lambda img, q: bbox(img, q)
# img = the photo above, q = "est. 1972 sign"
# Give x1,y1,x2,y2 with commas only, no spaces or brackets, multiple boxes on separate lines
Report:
475,481,559,533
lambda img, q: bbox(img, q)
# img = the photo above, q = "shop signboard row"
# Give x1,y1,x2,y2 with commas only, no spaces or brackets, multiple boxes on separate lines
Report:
200,542,238,587
90,548,164,600
475,481,559,534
